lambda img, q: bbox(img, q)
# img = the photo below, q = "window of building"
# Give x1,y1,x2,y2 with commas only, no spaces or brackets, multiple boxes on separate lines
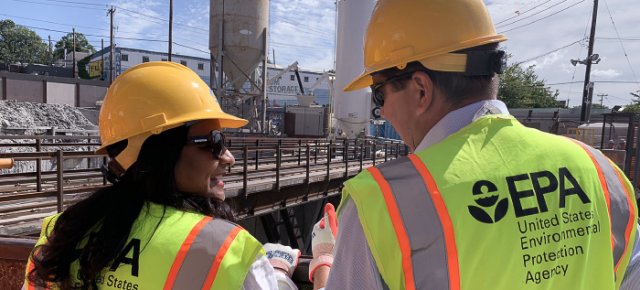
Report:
142,56,149,63
121,54,129,62
198,63,204,70
181,60,187,66
290,75,295,81
304,76,309,82
161,58,167,61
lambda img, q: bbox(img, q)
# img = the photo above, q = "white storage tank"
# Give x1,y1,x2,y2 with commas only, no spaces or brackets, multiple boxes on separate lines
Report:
333,0,375,138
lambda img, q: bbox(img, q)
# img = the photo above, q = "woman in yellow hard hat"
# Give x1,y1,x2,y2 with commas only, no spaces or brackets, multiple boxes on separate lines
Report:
23,62,299,289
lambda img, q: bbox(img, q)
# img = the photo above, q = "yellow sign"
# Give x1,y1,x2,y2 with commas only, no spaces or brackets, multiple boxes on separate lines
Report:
88,60,103,78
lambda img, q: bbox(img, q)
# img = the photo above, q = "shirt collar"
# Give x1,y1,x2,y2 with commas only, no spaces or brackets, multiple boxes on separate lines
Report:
413,100,510,153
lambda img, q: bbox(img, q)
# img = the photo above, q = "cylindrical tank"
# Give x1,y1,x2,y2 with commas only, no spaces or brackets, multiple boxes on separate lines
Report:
210,0,268,92
333,0,375,138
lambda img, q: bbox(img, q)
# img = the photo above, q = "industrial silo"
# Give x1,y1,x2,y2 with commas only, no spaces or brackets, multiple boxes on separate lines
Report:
210,0,269,131
333,0,375,138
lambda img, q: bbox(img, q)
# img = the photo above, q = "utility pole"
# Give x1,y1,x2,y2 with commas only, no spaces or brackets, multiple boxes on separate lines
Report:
579,0,599,123
168,0,173,61
597,93,608,106
72,28,76,78
48,35,52,65
108,6,116,84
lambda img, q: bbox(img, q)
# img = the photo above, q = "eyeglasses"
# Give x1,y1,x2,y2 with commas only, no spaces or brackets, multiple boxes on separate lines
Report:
370,71,416,107
186,130,226,159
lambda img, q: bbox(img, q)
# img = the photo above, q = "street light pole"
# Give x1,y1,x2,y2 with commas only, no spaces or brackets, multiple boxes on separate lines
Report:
579,0,599,123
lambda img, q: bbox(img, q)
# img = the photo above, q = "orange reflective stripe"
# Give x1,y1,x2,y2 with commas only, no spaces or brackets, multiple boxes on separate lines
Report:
164,216,212,290
409,154,460,290
571,140,615,250
609,159,637,272
368,167,416,290
201,226,243,290
26,255,36,290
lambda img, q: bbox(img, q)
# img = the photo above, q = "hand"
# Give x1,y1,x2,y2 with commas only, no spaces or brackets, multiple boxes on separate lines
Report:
264,243,301,277
309,203,338,282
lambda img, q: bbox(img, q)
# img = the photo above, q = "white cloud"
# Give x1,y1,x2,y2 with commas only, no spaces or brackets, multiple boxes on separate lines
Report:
591,68,622,78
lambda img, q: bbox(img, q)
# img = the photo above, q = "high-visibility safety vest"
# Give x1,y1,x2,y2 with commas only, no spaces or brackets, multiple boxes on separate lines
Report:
341,115,638,290
25,202,264,290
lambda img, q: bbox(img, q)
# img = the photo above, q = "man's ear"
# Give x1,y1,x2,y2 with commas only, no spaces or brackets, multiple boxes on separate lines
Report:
412,71,434,114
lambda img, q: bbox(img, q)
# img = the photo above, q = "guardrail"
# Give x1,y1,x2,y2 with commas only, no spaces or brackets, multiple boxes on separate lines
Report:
0,135,407,236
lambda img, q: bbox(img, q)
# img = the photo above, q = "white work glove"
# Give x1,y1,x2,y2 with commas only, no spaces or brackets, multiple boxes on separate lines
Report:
264,243,301,277
309,203,338,282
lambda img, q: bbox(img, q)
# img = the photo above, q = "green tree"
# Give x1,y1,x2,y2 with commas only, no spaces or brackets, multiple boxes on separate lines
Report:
0,19,49,64
53,32,95,60
591,104,609,109
622,90,640,113
498,61,560,108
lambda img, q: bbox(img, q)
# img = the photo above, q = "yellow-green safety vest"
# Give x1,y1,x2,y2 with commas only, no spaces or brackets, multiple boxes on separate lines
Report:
25,202,264,290
341,115,637,290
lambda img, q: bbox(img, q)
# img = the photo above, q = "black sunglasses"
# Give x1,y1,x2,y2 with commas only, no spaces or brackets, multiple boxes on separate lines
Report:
186,130,226,159
370,71,418,107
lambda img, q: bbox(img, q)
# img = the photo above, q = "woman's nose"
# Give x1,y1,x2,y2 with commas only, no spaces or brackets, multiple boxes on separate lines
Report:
219,149,235,168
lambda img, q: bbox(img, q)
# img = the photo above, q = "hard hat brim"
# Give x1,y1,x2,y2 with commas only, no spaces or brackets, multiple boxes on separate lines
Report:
344,73,373,92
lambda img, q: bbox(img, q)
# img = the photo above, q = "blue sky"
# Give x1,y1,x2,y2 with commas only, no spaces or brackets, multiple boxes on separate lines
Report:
1,0,639,107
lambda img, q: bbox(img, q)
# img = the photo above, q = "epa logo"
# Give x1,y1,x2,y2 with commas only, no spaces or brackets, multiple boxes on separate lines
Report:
467,180,509,224
467,168,591,224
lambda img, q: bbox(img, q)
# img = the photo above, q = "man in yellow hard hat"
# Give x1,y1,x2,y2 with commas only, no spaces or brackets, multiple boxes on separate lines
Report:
309,1,640,289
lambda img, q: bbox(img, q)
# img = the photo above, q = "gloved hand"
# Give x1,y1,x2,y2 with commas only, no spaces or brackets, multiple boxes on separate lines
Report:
264,243,301,277
309,203,338,282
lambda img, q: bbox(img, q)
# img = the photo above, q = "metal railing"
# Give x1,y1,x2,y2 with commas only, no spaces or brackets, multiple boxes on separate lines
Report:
0,135,407,235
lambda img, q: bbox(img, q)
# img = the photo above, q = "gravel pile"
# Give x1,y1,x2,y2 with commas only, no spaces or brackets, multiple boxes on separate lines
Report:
0,100,100,174
0,100,98,132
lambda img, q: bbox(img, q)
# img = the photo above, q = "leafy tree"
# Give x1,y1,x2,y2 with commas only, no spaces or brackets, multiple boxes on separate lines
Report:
622,104,640,113
622,90,640,113
591,104,609,109
53,32,95,60
498,60,560,108
0,19,49,65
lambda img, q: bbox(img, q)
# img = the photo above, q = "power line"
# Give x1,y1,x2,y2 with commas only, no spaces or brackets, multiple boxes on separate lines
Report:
0,13,106,31
602,0,640,91
495,0,553,25
116,5,207,32
3,0,105,11
498,0,586,33
497,0,569,27
514,38,586,65
597,37,640,41
172,42,209,54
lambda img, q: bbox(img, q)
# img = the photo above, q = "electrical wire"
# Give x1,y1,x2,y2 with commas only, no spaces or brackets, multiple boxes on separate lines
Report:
498,0,586,33
116,5,208,33
514,38,586,65
497,0,570,28
597,37,640,41
602,0,640,91
3,0,105,11
495,0,553,25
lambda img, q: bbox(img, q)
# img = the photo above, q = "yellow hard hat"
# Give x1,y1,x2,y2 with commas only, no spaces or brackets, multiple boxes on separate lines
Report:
345,0,507,91
97,61,247,171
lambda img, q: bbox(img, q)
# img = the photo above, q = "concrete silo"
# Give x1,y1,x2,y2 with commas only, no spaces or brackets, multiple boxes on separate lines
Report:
333,0,376,138
210,0,269,132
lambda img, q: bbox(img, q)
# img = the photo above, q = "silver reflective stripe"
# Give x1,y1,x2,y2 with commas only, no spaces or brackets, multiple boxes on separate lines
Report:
579,144,632,269
171,219,237,289
377,157,450,289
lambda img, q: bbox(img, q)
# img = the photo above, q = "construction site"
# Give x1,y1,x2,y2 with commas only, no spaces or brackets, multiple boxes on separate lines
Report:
1,0,639,289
